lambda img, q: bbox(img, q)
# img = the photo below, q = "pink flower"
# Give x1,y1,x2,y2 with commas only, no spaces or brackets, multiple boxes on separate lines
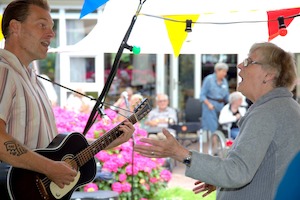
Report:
125,165,139,175
150,177,158,183
143,183,150,191
112,182,123,194
160,169,172,182
114,154,127,168
103,160,119,173
84,183,98,192
95,151,110,162
119,173,127,182
122,182,132,192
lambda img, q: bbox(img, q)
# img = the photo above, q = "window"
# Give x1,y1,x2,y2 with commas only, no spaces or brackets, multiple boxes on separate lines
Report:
70,57,95,83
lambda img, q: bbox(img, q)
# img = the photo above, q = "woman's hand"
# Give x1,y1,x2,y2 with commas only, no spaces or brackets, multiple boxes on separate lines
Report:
193,180,216,197
134,128,189,162
207,103,214,110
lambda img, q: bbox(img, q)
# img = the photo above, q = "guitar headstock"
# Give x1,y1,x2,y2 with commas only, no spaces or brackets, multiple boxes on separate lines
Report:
134,98,152,121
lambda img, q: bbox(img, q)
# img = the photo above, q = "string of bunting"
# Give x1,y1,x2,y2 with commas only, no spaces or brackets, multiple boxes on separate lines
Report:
78,2,300,57
137,7,300,56
2,2,299,57
79,0,300,43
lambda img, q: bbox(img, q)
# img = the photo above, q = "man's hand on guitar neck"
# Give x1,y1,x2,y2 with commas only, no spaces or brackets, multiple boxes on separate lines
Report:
85,120,135,149
105,120,135,150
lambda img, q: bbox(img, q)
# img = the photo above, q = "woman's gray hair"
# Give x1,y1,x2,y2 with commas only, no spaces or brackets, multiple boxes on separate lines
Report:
249,42,297,91
214,62,229,71
229,91,243,104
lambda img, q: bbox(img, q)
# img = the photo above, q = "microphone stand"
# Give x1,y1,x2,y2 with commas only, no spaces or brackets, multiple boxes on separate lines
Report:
82,2,147,200
82,0,146,136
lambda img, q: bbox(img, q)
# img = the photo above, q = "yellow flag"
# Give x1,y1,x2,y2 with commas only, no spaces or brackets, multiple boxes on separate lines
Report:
0,14,3,41
163,14,199,57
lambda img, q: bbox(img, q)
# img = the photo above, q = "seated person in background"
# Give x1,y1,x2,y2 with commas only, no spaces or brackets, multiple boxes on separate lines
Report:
113,87,134,122
115,93,144,123
64,88,93,114
129,93,144,111
145,94,177,140
218,91,247,139
113,87,133,111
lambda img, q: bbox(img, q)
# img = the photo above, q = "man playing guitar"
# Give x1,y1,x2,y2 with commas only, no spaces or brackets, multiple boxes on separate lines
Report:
0,0,135,199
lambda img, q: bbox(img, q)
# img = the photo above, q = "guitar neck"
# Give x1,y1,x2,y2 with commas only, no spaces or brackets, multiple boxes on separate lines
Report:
75,114,138,167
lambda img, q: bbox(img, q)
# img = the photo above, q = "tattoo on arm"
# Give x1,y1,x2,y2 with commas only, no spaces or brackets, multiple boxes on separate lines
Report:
4,141,28,156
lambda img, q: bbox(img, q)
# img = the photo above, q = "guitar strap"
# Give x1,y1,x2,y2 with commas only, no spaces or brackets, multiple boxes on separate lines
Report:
0,162,9,182
0,162,10,199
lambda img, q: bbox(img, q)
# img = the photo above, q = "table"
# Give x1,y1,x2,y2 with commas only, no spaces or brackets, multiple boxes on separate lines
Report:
71,191,119,200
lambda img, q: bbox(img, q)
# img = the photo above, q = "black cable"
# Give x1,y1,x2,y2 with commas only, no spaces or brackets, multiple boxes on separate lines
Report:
37,75,97,101
37,74,134,116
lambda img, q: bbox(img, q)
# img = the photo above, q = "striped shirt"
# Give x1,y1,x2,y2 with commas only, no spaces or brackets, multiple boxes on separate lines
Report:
0,49,57,149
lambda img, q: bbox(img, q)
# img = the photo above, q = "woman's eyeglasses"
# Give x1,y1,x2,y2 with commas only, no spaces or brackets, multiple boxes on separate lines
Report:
243,58,263,67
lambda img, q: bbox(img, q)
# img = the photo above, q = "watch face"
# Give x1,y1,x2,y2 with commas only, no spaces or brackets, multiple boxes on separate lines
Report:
183,152,192,167
183,157,191,166
184,159,191,165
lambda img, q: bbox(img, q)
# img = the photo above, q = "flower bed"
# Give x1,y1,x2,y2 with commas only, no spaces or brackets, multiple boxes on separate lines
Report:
53,107,172,200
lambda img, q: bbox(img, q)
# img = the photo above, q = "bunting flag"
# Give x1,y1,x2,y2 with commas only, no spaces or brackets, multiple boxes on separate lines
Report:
0,14,3,41
163,14,199,57
80,0,109,19
267,7,300,41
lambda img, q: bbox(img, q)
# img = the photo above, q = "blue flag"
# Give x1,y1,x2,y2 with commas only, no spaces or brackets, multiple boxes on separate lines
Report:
80,0,109,18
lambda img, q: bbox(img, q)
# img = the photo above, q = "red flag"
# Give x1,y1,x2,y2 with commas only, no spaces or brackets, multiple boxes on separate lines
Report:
267,7,300,41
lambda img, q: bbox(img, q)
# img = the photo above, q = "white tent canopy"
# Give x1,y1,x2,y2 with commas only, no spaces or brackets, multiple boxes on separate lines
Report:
50,0,300,54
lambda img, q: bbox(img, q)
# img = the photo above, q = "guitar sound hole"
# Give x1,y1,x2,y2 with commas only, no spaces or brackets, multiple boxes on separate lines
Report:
63,154,78,170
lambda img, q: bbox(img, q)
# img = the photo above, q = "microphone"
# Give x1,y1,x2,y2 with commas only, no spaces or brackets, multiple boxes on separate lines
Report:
122,91,130,109
97,107,110,124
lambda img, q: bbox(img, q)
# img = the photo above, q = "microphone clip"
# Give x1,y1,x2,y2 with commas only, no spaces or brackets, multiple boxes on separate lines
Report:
123,43,141,55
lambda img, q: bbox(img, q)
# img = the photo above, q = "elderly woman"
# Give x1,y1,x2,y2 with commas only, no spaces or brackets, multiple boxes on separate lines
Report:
200,62,230,134
218,91,247,139
134,42,300,200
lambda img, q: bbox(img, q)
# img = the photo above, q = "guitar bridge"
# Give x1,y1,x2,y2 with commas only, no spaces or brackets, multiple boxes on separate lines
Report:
35,175,50,200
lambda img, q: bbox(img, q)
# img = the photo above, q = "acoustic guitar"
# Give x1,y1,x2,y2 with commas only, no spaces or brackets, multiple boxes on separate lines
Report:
7,98,151,200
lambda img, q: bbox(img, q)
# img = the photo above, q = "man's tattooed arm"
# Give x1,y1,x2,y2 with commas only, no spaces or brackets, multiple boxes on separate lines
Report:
4,140,28,156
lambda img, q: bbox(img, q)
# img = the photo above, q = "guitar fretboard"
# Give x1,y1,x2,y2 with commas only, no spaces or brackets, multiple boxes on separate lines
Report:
73,98,150,168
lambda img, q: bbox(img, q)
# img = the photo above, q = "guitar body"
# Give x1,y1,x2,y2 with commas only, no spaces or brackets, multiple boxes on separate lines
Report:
8,132,96,200
7,98,151,200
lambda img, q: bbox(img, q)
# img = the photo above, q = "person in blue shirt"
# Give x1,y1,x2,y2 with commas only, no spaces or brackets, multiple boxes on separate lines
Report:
274,151,300,200
200,63,230,134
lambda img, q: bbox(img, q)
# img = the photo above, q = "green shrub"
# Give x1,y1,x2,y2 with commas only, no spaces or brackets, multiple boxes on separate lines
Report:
155,187,216,200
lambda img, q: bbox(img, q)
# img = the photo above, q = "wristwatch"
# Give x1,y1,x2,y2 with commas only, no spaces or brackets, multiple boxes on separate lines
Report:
183,151,193,167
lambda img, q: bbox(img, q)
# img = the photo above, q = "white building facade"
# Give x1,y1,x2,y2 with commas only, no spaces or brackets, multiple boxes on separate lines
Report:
1,0,300,111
